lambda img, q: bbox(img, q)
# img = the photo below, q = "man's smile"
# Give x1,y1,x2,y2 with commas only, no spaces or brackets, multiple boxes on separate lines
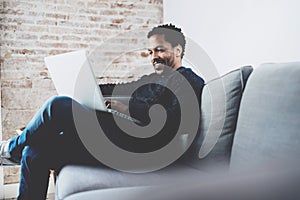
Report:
153,58,166,66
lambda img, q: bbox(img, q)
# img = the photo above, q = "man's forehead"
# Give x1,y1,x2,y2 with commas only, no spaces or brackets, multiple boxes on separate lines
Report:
147,34,170,48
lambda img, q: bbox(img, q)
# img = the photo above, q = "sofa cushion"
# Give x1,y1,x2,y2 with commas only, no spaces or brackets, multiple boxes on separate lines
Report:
63,166,300,200
230,62,300,170
183,66,253,171
56,163,207,200
63,165,300,200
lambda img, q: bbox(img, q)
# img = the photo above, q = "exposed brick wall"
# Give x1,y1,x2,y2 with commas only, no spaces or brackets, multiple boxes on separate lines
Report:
1,0,163,184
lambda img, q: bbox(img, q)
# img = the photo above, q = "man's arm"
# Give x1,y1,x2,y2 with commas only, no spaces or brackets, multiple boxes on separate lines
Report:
99,75,151,96
128,71,204,126
99,75,152,114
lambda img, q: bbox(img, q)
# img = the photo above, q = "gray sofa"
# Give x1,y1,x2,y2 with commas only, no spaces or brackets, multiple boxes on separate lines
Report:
55,62,300,200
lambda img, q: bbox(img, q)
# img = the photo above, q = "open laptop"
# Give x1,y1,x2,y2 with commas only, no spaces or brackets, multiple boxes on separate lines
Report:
44,49,140,123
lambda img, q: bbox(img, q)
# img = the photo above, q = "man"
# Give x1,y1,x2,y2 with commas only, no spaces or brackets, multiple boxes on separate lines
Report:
0,24,205,199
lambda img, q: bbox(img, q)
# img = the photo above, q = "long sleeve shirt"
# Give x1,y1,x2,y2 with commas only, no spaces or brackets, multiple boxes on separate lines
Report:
100,67,205,126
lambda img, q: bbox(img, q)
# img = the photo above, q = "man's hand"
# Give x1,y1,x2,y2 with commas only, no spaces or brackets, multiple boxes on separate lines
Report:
105,100,129,115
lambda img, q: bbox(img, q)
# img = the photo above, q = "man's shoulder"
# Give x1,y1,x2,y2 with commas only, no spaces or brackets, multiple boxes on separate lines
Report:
178,67,205,85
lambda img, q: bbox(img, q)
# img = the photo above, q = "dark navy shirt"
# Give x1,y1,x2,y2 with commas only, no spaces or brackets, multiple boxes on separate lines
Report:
100,67,205,126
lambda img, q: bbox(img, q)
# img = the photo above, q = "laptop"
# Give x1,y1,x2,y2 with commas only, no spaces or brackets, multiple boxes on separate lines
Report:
44,49,140,123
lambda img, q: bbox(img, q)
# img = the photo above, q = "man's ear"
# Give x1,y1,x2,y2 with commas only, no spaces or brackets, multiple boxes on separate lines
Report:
175,45,182,57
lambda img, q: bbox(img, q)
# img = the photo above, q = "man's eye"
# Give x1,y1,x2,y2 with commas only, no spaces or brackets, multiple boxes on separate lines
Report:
156,48,165,52
148,51,153,55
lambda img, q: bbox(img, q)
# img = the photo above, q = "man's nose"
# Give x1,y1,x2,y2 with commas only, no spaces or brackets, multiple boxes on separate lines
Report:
151,51,159,62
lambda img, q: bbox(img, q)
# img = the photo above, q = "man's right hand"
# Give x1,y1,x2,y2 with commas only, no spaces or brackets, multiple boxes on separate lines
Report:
105,100,129,115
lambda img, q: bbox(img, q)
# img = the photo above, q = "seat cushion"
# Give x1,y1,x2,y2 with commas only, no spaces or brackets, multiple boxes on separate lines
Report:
183,66,253,171
63,166,300,200
56,163,207,200
230,62,300,170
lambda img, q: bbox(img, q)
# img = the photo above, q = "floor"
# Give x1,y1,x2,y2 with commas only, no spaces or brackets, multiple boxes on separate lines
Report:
8,193,54,200
3,171,56,200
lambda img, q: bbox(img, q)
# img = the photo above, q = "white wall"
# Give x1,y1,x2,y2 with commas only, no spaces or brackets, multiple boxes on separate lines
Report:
164,0,300,76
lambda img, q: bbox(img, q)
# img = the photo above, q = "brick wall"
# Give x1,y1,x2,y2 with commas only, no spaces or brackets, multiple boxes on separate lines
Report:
1,0,163,184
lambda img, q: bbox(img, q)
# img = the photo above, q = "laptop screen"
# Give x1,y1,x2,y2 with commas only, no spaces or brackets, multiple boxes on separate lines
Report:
45,49,107,111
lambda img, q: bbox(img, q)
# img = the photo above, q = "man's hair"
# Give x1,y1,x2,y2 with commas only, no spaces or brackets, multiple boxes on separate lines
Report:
147,23,186,59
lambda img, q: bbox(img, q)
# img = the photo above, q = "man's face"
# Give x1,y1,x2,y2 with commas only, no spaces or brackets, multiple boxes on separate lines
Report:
148,34,180,75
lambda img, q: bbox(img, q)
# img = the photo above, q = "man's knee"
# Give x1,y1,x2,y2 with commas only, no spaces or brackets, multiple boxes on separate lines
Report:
46,96,74,113
48,96,73,107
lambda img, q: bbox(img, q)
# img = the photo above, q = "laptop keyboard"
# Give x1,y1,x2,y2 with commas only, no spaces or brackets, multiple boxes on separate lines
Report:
107,109,141,124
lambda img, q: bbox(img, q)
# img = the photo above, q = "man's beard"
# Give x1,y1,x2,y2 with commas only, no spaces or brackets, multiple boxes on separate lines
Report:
153,58,174,75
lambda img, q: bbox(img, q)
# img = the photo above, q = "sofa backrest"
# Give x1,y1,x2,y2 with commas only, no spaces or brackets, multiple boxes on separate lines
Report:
183,66,253,171
230,62,300,170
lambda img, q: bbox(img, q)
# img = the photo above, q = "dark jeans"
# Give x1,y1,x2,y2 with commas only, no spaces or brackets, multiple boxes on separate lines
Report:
7,96,179,199
8,96,110,199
